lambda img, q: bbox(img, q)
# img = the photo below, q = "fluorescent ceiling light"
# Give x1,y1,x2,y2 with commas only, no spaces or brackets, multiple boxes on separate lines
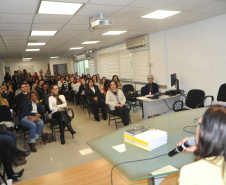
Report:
82,41,100,44
26,49,40,51
31,31,57,36
22,59,30,61
27,43,46,46
50,56,59,58
23,58,32,60
102,31,127,35
38,1,83,15
69,47,83,50
141,10,181,19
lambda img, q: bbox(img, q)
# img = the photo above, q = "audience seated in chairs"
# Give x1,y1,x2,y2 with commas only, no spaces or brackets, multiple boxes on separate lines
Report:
106,80,130,126
48,84,76,145
19,91,45,152
0,84,14,108
85,79,107,121
35,80,44,99
143,74,159,95
0,139,30,181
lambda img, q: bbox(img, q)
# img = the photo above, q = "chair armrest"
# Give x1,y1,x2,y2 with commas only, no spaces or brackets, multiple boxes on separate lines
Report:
173,100,184,111
203,95,214,106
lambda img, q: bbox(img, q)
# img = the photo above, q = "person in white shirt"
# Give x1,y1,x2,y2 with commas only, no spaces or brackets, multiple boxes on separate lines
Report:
48,84,76,145
106,80,130,126
178,105,226,185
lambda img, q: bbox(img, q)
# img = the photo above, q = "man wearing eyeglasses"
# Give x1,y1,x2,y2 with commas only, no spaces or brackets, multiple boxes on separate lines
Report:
15,82,29,112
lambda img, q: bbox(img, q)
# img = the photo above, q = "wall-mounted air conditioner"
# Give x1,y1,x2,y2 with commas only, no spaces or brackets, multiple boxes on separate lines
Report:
85,52,94,59
126,35,149,51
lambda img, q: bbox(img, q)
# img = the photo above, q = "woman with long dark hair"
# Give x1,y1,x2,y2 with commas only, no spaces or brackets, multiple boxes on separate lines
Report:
178,105,226,185
48,84,76,145
112,75,121,88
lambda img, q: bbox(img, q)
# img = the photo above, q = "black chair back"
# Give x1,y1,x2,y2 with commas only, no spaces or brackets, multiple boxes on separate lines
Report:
217,83,226,102
122,84,135,94
185,89,205,109
0,105,12,122
141,86,146,96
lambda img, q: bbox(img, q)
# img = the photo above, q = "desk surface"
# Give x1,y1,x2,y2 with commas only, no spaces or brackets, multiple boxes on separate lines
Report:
137,94,180,102
87,107,207,181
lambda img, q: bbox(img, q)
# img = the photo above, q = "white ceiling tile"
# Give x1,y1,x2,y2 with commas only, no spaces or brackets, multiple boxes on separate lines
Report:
68,16,89,24
2,36,28,40
105,17,133,25
32,24,64,30
0,24,31,31
111,7,155,18
89,0,136,6
0,0,39,13
33,14,72,24
0,13,33,24
61,24,89,31
129,0,178,9
192,0,226,14
0,31,29,36
162,0,214,11
76,4,124,17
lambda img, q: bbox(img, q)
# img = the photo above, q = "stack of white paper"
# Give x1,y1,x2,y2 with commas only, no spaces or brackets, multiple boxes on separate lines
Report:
124,126,167,151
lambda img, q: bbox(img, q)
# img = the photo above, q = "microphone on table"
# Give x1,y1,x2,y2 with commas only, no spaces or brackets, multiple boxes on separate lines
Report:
168,137,196,157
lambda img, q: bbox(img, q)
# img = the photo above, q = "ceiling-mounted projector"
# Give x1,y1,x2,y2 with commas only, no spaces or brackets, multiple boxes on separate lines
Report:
91,13,113,29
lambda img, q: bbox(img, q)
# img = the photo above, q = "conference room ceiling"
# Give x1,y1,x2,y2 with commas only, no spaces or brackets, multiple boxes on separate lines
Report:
0,0,226,62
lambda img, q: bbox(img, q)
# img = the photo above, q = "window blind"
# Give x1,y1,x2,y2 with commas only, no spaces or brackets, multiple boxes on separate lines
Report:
118,44,132,80
88,59,95,76
132,50,150,82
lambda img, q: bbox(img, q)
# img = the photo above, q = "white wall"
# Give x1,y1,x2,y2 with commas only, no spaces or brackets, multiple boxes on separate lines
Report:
150,14,226,99
4,60,48,76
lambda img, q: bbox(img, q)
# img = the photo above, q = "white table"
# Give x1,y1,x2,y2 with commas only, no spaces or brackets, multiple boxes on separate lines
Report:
137,95,181,119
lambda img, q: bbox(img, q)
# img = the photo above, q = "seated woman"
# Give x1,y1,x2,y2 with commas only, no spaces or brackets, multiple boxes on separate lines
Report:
143,74,159,95
0,139,30,181
106,80,130,126
92,75,99,86
112,75,122,89
99,76,106,94
85,79,107,121
19,91,45,152
103,79,110,95
48,84,76,145
178,105,226,185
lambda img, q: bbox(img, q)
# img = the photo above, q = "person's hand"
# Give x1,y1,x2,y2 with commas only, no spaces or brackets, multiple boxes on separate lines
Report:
36,113,41,118
177,137,197,152
115,104,120,107
120,104,124,107
53,105,58,107
93,97,98,101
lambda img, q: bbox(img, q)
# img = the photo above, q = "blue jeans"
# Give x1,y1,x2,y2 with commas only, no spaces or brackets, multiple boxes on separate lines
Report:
0,131,16,147
20,116,44,143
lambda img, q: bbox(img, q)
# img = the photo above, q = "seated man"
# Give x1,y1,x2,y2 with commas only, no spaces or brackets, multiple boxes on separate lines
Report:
143,74,159,96
15,82,29,112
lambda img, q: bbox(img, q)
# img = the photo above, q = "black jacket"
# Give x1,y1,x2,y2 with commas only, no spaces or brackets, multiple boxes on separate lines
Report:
15,93,28,112
144,83,159,95
19,99,45,121
85,86,102,101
